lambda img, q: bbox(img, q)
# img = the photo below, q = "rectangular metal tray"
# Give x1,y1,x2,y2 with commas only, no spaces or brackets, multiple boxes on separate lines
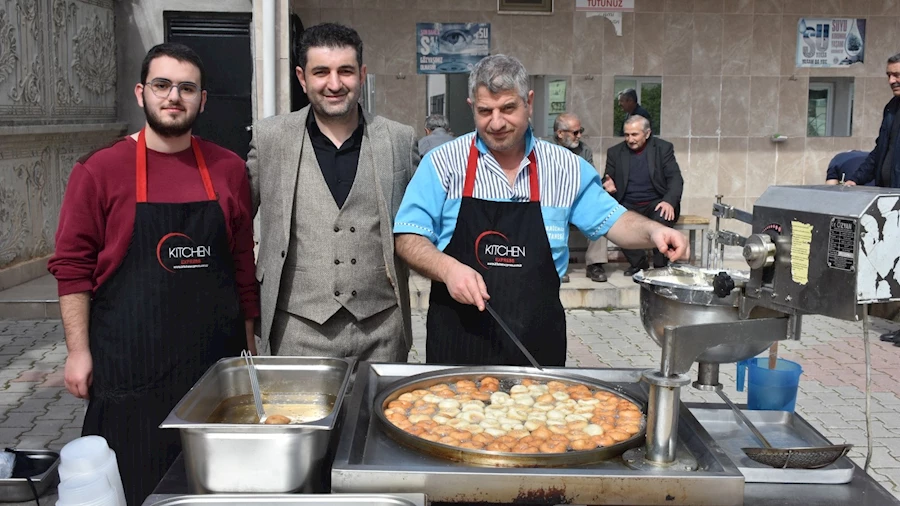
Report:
689,406,854,484
0,450,60,502
143,493,427,506
331,363,747,506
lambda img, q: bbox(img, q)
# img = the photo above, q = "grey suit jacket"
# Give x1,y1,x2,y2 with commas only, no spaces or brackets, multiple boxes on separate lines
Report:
247,106,420,354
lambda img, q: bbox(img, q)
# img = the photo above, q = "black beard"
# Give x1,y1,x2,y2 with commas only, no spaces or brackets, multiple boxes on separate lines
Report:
143,104,198,138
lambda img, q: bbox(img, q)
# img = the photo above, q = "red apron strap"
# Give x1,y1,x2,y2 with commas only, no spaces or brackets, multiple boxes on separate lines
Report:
464,136,541,202
191,138,217,201
463,137,479,198
527,150,539,203
136,129,149,203
135,129,217,203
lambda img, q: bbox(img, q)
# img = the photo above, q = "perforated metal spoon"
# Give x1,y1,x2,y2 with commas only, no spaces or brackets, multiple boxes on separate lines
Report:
241,350,266,423
716,389,851,469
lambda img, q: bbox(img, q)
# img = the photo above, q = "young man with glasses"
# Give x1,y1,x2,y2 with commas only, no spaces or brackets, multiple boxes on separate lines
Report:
49,43,258,506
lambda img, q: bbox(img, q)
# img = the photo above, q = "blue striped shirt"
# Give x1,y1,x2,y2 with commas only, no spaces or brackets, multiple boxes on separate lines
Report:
394,128,627,277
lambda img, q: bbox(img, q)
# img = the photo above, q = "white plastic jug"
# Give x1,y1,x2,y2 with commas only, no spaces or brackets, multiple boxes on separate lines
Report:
56,473,117,506
58,436,126,506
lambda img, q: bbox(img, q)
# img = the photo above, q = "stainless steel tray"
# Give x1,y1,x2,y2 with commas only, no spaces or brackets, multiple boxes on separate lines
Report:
143,493,427,506
332,363,747,506
689,406,854,484
0,450,60,502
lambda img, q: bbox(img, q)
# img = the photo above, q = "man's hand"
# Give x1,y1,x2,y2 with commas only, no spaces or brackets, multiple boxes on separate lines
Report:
443,260,490,311
655,201,675,221
602,175,617,194
64,349,92,399
650,227,690,263
843,180,857,186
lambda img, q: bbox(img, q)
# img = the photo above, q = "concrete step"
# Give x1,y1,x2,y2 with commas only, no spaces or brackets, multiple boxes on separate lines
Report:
0,265,643,320
0,275,60,319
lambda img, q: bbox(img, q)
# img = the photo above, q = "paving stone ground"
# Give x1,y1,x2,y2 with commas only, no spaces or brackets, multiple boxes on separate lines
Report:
2,312,900,504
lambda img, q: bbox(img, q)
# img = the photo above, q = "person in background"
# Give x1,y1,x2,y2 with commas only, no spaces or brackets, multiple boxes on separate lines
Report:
845,53,900,344
49,43,258,505
617,88,652,137
393,54,688,367
248,23,418,360
604,115,684,276
552,113,606,283
418,114,455,156
825,150,870,185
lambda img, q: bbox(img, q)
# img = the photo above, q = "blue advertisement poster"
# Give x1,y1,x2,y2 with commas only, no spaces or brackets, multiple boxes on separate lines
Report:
417,23,491,74
796,18,866,67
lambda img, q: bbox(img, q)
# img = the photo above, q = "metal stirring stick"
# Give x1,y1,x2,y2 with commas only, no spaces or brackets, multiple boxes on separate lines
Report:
484,302,543,371
241,350,266,423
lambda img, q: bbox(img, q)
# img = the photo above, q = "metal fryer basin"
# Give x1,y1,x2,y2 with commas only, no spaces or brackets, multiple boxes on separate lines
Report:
160,357,354,494
635,266,783,363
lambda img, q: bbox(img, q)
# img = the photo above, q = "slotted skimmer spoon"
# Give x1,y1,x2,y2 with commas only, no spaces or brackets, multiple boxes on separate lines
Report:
484,302,543,371
715,390,851,469
241,350,266,423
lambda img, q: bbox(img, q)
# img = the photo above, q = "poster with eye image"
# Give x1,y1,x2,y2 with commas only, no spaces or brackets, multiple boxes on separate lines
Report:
417,23,491,74
796,18,865,67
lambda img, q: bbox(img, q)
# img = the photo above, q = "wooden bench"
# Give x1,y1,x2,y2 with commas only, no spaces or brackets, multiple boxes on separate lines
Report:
673,215,710,266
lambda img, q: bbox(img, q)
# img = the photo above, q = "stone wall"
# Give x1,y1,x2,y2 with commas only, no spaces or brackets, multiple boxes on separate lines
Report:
0,0,125,288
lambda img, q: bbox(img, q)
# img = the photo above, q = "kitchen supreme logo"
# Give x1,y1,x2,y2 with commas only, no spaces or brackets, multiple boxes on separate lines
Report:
156,233,212,273
475,231,525,269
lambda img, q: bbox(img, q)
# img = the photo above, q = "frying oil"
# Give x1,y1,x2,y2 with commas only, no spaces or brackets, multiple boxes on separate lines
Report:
207,393,336,424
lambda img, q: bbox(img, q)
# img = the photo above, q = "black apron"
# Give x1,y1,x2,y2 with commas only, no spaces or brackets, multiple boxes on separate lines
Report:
426,139,566,366
83,130,245,505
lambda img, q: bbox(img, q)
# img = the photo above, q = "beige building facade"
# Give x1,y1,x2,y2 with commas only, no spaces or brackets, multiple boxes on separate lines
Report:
4,0,899,285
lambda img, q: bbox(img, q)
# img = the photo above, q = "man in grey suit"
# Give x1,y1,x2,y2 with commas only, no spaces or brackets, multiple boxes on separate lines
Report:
247,23,418,361
418,114,455,156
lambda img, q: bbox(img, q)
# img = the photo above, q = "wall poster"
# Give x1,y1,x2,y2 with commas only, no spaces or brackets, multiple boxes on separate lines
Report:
796,18,865,68
417,23,491,74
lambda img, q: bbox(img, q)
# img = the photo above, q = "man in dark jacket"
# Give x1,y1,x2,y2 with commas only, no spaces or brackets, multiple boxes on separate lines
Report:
604,115,684,275
618,88,652,137
847,52,900,344
846,53,900,189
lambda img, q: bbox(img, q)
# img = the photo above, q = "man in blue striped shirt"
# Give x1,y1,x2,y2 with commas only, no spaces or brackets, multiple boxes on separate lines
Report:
393,54,688,366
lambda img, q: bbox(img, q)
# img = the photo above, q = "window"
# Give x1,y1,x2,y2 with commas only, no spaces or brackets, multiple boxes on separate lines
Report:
807,77,854,137
614,77,662,136
530,75,569,138
430,94,445,115
498,0,553,14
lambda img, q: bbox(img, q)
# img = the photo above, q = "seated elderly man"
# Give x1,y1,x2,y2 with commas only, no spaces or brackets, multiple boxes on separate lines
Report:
603,115,684,276
418,114,455,156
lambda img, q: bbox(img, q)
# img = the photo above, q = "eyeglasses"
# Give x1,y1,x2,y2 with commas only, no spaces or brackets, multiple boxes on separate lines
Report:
560,128,585,135
145,78,201,100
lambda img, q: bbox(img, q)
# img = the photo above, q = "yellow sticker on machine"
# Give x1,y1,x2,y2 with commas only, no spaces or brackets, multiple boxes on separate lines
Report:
791,221,813,285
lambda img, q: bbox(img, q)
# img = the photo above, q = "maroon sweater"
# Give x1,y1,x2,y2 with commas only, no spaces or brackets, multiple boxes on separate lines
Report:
49,136,260,319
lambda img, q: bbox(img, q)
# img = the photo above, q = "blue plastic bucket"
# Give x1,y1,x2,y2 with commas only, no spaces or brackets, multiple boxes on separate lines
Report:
736,357,803,412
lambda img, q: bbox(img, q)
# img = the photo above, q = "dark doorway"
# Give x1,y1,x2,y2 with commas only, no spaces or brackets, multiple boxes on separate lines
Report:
165,12,253,160
446,73,475,136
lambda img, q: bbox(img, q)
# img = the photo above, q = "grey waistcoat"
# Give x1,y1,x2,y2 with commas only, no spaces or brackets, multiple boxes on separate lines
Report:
276,131,397,325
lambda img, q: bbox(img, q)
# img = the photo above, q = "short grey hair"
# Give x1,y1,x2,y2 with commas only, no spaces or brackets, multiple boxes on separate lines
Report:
553,112,578,133
618,88,638,103
424,114,450,131
624,114,650,132
552,115,568,134
468,54,530,103
888,52,900,64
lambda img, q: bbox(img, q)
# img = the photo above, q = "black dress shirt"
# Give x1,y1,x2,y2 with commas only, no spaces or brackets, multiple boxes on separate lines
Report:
306,110,365,208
